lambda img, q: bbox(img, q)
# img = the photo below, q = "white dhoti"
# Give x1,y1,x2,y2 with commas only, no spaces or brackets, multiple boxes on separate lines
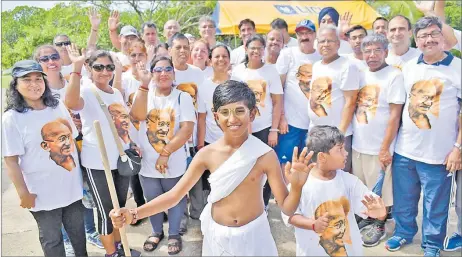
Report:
199,135,278,256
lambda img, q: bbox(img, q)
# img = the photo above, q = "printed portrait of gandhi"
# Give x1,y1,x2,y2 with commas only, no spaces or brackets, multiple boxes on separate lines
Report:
408,79,443,130
146,108,175,153
40,118,76,172
108,103,132,144
356,85,380,124
296,63,313,99
246,80,267,116
177,83,198,109
310,77,332,117
315,196,352,257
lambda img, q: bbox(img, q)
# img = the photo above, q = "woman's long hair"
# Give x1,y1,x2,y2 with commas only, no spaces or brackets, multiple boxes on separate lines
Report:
5,75,59,113
243,34,266,67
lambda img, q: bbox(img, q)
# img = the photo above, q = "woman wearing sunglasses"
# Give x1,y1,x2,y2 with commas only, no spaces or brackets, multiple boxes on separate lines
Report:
2,60,87,257
130,56,195,255
65,45,137,257
33,45,67,100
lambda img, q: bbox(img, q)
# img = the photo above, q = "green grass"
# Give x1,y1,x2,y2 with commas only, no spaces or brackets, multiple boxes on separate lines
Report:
2,75,11,88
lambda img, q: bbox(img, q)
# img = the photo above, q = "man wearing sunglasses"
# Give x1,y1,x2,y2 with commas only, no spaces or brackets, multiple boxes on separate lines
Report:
53,34,73,78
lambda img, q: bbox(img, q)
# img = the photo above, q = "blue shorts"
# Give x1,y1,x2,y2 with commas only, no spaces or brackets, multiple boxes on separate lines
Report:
275,125,308,164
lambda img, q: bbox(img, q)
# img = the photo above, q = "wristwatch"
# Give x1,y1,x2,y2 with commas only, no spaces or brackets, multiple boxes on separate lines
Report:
454,143,462,151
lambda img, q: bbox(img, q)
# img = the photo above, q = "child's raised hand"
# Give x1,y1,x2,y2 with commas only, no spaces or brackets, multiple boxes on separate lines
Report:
361,195,386,219
284,147,316,189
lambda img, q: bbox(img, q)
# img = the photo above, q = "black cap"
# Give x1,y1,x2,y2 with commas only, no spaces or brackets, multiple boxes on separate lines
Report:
12,60,46,78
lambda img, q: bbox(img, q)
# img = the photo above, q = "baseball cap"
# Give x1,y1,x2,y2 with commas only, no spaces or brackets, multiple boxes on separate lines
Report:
12,60,46,78
295,19,316,33
120,25,139,37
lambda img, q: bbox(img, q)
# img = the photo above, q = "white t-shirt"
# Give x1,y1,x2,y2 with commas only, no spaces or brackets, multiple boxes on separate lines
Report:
78,84,134,170
202,66,214,80
344,53,368,72
314,39,353,55
395,54,462,164
285,37,298,48
61,64,73,80
2,101,83,211
453,29,461,51
230,45,246,67
138,88,196,178
385,47,420,71
291,171,373,256
175,64,205,146
197,78,224,143
232,63,284,132
352,66,406,155
50,82,68,101
276,47,322,129
308,56,361,136
121,72,141,107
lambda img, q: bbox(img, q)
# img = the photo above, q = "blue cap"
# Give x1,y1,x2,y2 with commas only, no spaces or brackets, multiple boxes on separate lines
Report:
12,60,46,78
295,19,316,33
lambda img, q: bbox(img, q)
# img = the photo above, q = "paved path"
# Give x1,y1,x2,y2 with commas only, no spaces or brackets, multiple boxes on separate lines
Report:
2,180,460,256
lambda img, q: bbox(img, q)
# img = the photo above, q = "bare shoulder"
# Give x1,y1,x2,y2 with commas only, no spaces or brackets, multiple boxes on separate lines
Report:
257,149,279,166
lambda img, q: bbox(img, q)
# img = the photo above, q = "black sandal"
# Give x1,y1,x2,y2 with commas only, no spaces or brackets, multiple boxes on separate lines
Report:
168,235,182,255
143,232,164,252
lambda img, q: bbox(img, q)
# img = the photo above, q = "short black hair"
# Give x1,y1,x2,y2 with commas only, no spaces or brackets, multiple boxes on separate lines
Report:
306,125,345,162
238,19,256,30
213,80,256,112
141,22,157,34
372,17,388,28
168,32,189,48
346,25,368,38
87,50,114,67
389,15,412,31
209,44,230,60
271,18,288,30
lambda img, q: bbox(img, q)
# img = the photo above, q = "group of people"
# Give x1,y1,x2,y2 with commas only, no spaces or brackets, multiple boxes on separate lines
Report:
2,1,461,257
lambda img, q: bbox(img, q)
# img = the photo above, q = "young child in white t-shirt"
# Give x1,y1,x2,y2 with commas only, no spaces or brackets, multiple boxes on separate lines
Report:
284,125,387,256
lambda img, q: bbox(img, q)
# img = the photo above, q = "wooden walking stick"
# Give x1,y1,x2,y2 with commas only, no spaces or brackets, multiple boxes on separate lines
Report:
94,120,131,257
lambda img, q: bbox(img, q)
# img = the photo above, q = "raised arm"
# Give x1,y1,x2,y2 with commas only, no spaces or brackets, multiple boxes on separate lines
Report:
64,44,86,111
108,10,122,51
110,149,208,226
129,62,151,121
267,147,315,216
87,8,101,51
111,53,124,95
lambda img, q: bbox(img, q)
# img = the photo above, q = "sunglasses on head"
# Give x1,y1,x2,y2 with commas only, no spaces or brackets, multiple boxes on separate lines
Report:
151,66,174,73
92,64,116,72
39,53,60,63
55,41,71,47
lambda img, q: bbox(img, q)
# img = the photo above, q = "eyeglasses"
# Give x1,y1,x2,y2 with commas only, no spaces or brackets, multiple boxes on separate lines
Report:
151,66,174,73
318,39,338,45
92,64,116,72
248,46,264,51
44,134,72,144
216,106,248,118
54,41,71,47
130,53,147,59
416,30,442,40
38,53,60,63
363,48,384,55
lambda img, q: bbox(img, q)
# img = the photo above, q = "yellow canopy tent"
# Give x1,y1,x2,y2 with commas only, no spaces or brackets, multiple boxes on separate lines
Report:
212,0,380,35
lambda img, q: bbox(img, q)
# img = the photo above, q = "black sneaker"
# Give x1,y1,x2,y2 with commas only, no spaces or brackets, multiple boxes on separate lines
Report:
358,217,375,231
362,219,386,247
